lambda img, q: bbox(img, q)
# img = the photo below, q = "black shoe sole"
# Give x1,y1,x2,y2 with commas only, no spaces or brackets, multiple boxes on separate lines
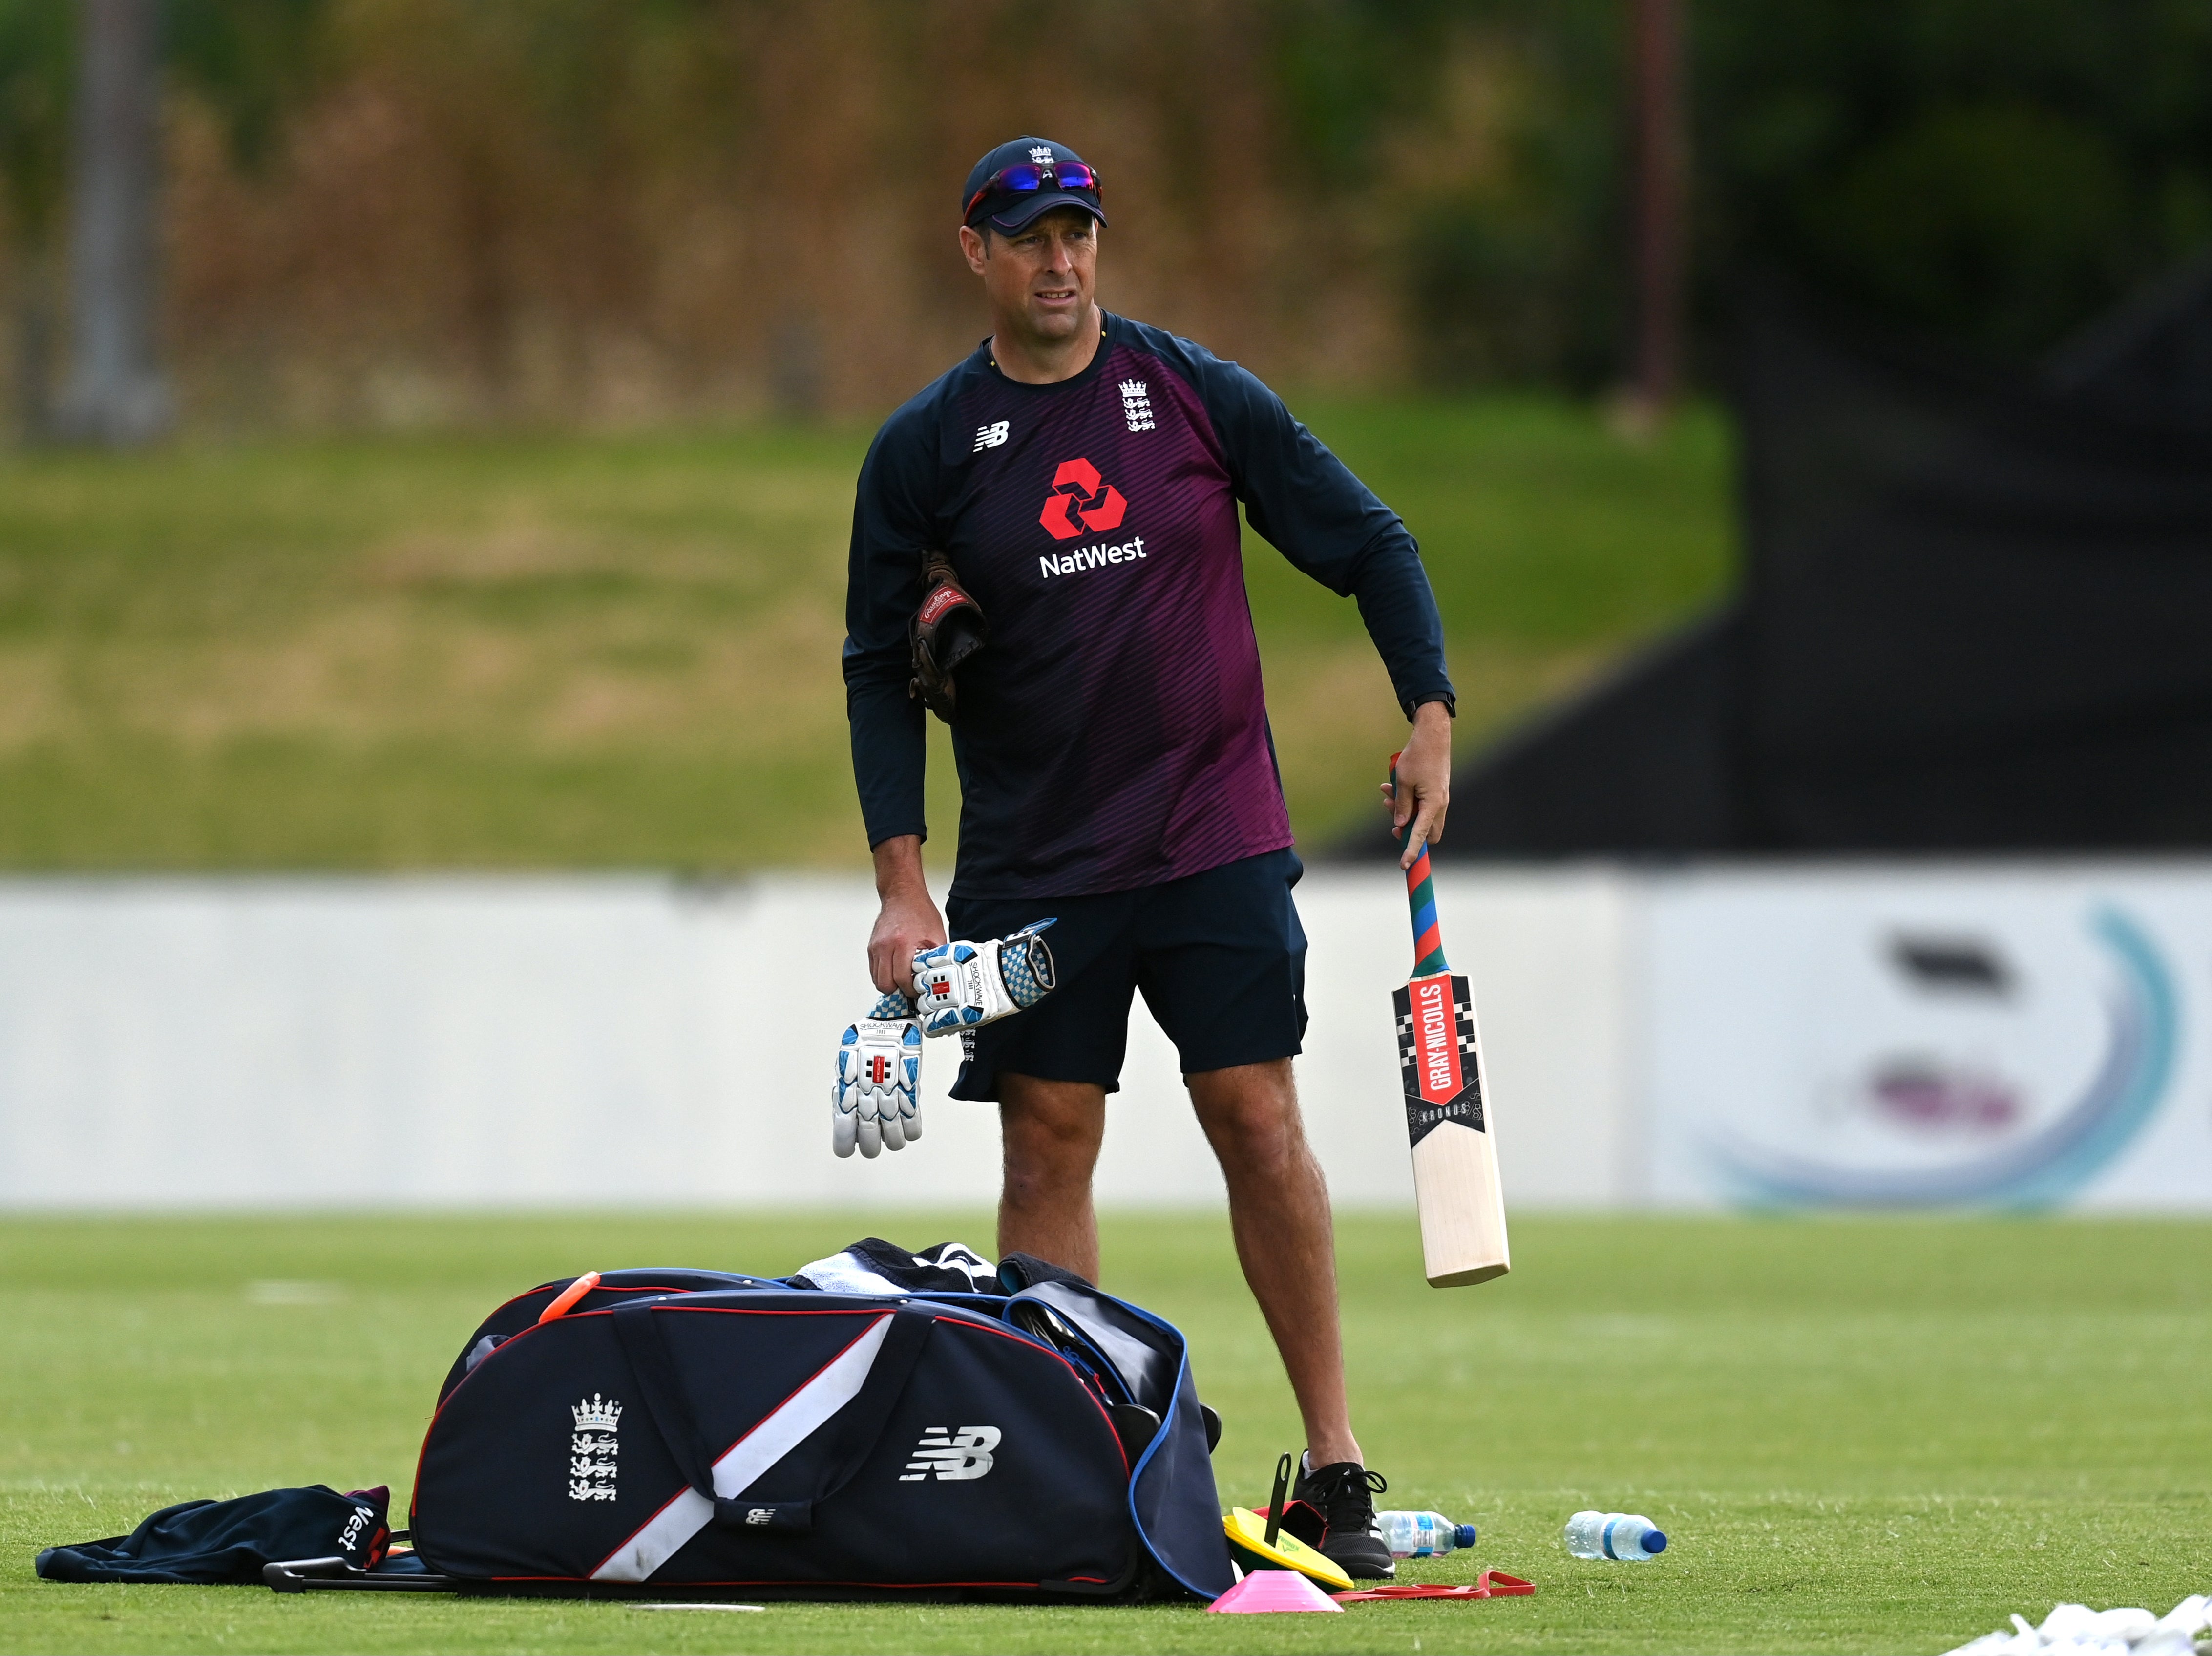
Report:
1322,1537,1397,1581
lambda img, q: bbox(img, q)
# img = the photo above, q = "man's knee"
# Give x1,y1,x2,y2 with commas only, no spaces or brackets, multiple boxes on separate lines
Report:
1188,1060,1308,1169
999,1074,1105,1193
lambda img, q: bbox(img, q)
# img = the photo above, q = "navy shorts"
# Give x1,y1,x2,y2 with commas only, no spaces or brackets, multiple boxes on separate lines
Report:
945,849,1308,1102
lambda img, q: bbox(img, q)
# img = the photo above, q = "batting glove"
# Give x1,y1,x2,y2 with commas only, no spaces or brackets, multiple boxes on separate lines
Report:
833,993,922,1158
911,919,1058,1038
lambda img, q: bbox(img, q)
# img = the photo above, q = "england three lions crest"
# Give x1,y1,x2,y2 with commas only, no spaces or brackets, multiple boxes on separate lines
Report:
568,1394,621,1501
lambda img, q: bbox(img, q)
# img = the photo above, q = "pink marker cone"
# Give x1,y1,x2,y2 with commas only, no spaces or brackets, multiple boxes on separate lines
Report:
1206,1570,1345,1614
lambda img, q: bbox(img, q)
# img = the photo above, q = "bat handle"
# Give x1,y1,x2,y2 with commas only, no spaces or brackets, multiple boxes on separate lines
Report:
1390,752,1449,976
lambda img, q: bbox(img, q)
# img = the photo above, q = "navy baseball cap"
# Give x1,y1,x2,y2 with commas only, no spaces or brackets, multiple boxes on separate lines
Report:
961,137,1107,234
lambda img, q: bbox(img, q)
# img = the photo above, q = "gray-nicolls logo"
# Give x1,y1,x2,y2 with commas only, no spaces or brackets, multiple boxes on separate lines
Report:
900,1424,1000,1481
1119,379,1154,432
973,419,1009,452
568,1394,622,1501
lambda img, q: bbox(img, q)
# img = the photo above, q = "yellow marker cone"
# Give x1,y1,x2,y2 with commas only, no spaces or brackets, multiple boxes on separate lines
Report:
1221,1508,1355,1592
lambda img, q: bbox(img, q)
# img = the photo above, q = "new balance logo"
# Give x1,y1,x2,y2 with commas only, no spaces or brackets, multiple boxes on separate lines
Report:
899,1424,1001,1481
1119,378,1154,432
973,420,1009,451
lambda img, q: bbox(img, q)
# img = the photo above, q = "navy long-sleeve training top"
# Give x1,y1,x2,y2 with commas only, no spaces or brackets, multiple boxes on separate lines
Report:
844,311,1454,902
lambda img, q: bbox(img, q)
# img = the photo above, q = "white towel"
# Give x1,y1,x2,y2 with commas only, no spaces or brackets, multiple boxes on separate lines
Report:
1948,1594,2210,1655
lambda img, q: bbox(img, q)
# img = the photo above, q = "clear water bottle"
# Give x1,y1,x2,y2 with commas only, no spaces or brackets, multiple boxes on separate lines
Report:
1375,1510,1476,1559
1565,1510,1667,1561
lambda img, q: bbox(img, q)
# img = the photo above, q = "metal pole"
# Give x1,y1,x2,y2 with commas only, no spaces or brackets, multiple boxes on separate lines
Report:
59,0,171,445
1628,0,1685,420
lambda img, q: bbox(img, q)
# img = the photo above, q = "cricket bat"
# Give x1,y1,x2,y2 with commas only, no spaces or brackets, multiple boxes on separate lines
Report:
1389,753,1510,1287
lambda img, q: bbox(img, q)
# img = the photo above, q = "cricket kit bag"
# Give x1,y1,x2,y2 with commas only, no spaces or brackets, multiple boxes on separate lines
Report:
407,1263,1236,1600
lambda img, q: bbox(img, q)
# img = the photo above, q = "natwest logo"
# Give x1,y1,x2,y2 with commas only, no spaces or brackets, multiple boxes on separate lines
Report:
1039,457,1126,541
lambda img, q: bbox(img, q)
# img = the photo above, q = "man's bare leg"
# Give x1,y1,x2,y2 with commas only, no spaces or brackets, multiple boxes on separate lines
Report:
997,1072,1106,1284
1188,1058,1361,1468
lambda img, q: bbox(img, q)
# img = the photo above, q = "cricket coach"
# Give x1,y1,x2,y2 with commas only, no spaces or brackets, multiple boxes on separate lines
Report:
842,137,1454,1580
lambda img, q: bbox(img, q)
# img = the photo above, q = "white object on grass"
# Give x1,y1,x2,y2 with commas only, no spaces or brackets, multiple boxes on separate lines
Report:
626,1602,766,1612
1564,1510,1667,1560
1946,1593,2210,1654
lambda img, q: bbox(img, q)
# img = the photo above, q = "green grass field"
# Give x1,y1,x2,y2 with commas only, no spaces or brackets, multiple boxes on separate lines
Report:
4,1213,2208,1654
0,399,1732,870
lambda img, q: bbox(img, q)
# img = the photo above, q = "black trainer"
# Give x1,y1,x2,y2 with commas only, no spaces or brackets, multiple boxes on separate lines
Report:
1292,1458,1395,1580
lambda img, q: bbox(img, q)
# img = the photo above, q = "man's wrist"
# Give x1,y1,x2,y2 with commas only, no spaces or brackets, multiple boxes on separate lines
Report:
871,834,929,902
1410,694,1455,722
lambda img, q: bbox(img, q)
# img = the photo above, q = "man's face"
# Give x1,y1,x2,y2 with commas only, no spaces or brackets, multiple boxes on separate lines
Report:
960,208,1098,343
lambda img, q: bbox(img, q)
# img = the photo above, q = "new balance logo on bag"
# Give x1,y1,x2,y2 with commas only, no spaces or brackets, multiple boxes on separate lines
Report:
900,1425,1000,1481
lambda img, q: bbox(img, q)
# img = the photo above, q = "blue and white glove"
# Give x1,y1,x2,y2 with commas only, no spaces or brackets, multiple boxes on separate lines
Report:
832,993,922,1159
911,919,1058,1038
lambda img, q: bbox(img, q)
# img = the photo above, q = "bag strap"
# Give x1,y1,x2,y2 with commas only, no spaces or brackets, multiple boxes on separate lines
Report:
612,1302,932,1532
612,1301,718,1503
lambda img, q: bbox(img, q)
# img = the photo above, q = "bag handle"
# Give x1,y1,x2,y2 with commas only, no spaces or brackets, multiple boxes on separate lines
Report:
613,1301,931,1532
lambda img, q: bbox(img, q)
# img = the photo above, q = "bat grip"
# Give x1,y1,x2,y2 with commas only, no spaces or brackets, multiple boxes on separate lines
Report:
1390,752,1449,976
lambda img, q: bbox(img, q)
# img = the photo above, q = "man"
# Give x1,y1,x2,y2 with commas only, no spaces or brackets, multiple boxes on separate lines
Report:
842,137,1454,1580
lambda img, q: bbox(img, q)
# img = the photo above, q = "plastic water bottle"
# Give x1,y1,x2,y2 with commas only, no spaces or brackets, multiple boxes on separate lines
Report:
1375,1510,1476,1559
1565,1510,1667,1561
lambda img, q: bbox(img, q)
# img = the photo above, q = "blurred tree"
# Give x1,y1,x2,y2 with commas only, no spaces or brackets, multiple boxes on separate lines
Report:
1270,0,1631,391
0,0,75,434
1697,0,2212,358
168,0,332,170
1626,0,1685,417
0,0,331,438
57,0,172,445
11,0,2212,429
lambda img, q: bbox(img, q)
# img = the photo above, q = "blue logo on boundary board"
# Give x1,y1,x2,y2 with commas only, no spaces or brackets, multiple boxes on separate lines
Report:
1706,906,2177,1209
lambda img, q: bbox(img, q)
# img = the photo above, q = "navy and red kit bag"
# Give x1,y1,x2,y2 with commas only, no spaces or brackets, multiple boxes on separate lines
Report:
408,1268,1234,1601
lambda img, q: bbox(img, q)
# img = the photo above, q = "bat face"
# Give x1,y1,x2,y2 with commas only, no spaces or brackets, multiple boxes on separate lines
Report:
1396,971,1484,1137
1393,970,1509,1288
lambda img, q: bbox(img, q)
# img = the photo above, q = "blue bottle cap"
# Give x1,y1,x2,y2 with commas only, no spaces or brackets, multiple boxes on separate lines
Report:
1454,1524,1477,1549
1641,1528,1667,1553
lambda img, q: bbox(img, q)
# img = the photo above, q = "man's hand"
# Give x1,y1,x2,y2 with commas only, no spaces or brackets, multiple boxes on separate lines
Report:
1382,700,1453,869
911,920,1057,1037
868,835,946,997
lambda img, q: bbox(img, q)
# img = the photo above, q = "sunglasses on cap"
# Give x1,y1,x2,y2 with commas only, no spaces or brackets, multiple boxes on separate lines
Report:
964,161,1102,222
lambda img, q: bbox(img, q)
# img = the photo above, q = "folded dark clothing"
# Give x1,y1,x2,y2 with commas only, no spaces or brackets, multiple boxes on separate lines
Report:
786,1238,1097,1297
37,1484,388,1585
788,1238,1000,1295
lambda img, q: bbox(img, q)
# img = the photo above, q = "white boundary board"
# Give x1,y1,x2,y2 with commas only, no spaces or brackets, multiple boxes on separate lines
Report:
0,870,1631,1211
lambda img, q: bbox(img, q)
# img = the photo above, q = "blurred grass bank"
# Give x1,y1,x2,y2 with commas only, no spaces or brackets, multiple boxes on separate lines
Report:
0,397,1731,870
